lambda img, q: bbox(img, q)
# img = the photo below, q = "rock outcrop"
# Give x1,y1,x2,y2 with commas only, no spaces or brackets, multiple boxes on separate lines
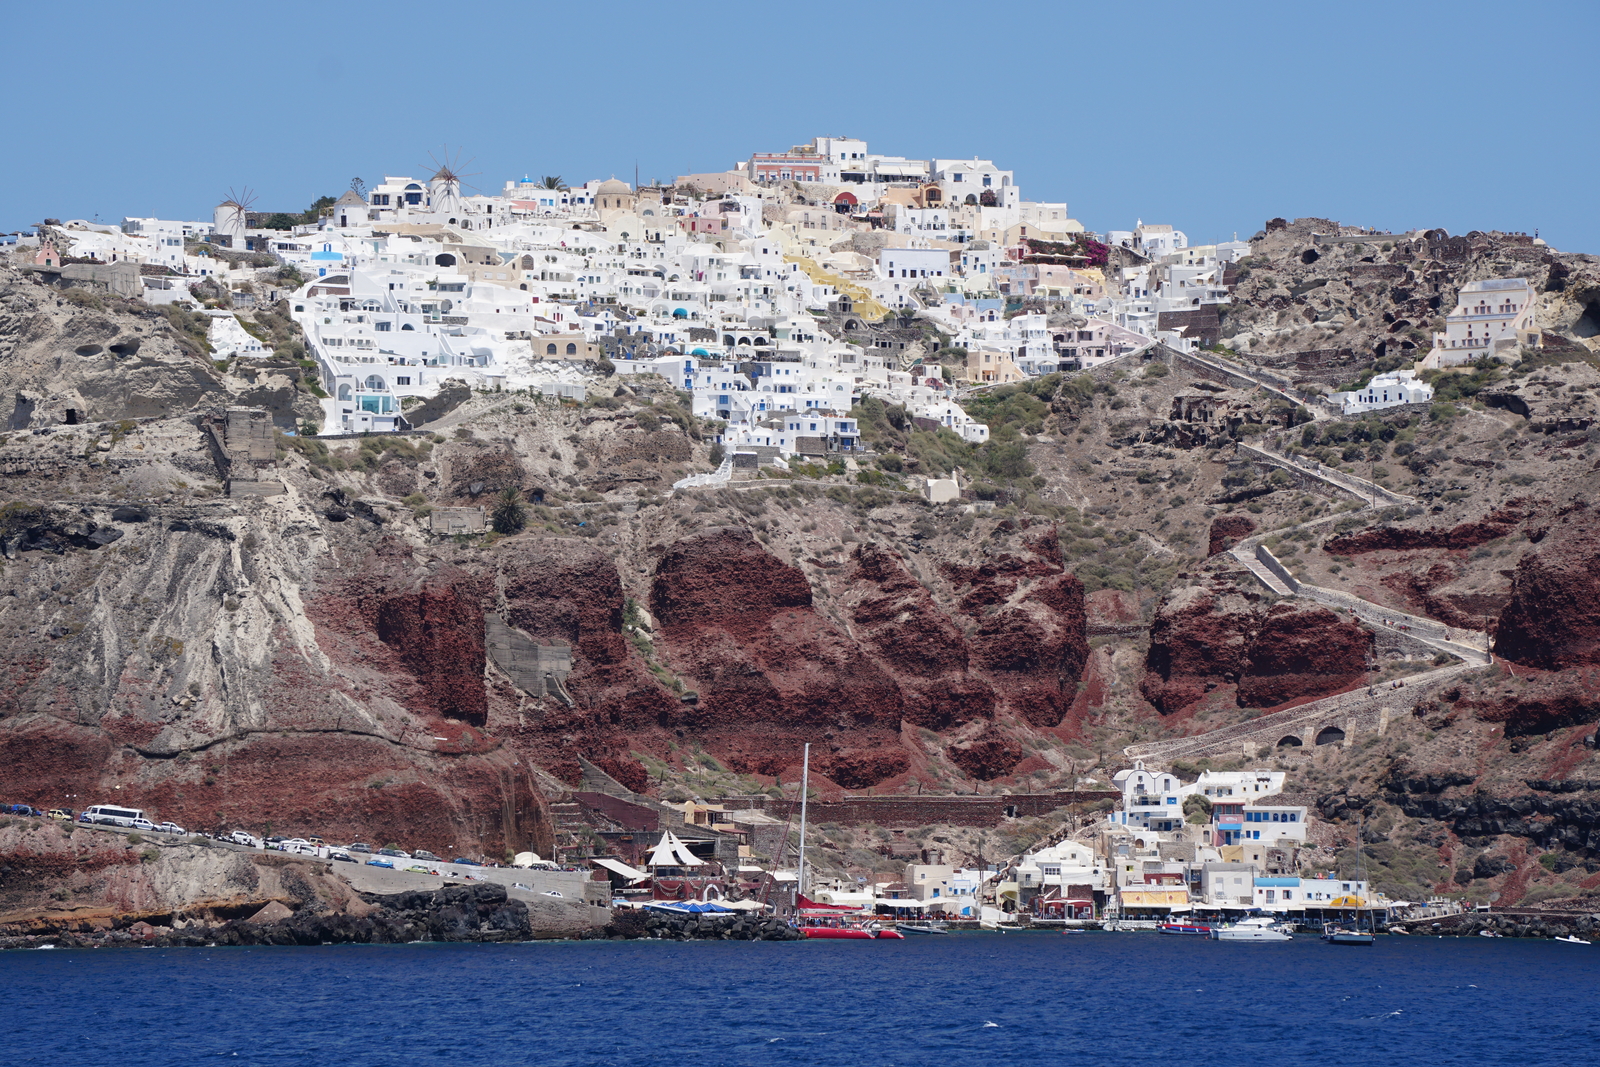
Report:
1142,578,1372,713
1494,505,1600,669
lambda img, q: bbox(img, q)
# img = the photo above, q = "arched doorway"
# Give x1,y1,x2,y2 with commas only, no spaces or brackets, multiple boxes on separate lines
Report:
1315,726,1346,746
1277,735,1303,748
434,253,456,267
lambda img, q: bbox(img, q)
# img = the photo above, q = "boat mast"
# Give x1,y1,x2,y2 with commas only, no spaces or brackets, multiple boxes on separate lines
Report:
798,743,810,898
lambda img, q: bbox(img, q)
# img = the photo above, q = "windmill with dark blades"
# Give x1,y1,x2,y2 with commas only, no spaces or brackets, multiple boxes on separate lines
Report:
213,186,257,247
421,147,482,225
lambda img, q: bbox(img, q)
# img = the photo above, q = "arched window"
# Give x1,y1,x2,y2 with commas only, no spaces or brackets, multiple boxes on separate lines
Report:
565,343,577,355
435,253,456,267
337,384,352,401
364,375,387,391
401,323,414,331
546,343,557,355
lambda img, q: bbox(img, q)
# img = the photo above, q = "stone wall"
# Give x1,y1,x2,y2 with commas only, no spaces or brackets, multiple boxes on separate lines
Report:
485,613,573,703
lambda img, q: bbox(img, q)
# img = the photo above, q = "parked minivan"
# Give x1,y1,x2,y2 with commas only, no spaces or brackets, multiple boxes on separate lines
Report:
82,804,147,828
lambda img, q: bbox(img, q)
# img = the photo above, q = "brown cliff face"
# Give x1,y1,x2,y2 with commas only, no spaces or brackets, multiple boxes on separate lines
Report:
1494,504,1600,670
1236,602,1373,707
1142,580,1371,713
1323,499,1542,555
649,527,909,786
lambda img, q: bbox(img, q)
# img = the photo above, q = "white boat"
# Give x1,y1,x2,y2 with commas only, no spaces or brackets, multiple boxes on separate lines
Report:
1211,916,1293,942
896,921,949,935
1554,935,1590,945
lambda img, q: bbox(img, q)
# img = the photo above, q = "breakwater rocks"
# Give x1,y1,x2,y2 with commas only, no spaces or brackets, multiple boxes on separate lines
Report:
0,883,607,950
1394,912,1600,940
604,908,803,942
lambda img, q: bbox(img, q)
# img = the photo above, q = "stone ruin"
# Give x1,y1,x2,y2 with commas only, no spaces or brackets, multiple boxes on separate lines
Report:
485,613,574,705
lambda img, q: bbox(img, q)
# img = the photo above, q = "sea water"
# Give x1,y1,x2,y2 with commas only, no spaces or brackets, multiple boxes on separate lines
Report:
1,933,1596,1066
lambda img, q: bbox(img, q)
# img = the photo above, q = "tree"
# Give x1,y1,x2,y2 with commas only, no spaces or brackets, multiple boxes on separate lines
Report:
708,442,725,466
539,175,568,190
490,489,527,535
1183,795,1212,825
301,196,336,224
262,213,298,230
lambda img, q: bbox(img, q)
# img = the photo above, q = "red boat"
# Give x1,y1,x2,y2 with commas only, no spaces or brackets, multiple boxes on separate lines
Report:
1159,922,1213,936
800,921,904,940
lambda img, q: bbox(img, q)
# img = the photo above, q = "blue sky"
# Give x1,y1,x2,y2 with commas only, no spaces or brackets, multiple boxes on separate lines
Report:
7,0,1598,251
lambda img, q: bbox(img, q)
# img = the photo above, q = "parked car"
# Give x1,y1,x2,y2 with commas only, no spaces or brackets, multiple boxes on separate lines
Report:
280,838,313,851
8,804,41,817
307,836,326,846
366,859,394,869
329,850,355,863
346,842,373,854
284,843,318,856
451,858,483,866
129,818,157,833
404,865,437,875
263,836,288,851
47,809,72,821
512,883,532,892
413,850,442,862
376,848,411,860
156,821,186,835
542,890,564,898
228,830,262,848
77,812,93,824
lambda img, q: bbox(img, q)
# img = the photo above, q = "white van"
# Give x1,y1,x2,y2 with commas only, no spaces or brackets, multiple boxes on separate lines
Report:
82,804,147,828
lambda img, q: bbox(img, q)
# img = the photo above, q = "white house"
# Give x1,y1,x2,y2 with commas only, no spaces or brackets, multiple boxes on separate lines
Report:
1425,277,1538,366
1330,368,1433,414
1253,875,1371,911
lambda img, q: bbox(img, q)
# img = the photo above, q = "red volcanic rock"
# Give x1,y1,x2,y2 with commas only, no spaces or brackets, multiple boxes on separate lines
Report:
1208,515,1257,556
845,544,994,730
1324,498,1542,555
947,725,1024,780
1141,582,1258,713
499,537,681,786
649,528,906,784
1236,603,1371,707
819,747,911,789
1465,666,1600,737
374,584,487,724
940,531,1090,728
1143,582,1370,713
1494,505,1600,669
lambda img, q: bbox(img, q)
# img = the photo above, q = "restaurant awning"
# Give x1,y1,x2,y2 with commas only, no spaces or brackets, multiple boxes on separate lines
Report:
592,857,649,883
874,898,933,909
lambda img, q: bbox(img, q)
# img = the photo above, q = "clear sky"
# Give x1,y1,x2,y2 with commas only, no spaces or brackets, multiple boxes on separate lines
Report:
6,0,1598,251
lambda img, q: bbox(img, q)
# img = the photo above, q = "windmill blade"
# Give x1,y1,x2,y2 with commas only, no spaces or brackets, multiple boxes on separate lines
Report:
421,147,485,195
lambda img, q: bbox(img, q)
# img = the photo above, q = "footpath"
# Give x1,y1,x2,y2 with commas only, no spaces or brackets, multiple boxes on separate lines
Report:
1126,443,1488,761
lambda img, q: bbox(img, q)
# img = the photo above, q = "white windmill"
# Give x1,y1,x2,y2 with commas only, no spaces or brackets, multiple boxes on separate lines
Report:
213,187,256,247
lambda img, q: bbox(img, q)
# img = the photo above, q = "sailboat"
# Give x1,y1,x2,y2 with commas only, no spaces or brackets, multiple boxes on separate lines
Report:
1322,820,1377,945
791,743,902,941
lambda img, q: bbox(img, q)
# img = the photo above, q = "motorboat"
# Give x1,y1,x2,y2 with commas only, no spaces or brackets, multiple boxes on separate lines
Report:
1211,917,1292,942
1554,935,1590,945
1159,922,1213,936
896,920,949,935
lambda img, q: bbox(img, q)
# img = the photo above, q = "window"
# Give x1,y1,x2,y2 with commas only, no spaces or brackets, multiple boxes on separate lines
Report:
375,321,391,332
395,377,411,386
566,343,578,355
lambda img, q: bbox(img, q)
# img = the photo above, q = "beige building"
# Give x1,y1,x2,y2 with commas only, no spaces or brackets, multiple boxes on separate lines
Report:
960,348,1026,384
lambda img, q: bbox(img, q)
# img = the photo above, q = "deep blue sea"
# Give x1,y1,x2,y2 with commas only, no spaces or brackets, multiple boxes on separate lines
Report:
2,933,1596,1066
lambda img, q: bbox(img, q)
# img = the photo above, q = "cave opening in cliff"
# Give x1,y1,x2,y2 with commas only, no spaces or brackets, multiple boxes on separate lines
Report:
1314,725,1345,746
1574,299,1600,338
1301,248,1320,265
1277,734,1303,748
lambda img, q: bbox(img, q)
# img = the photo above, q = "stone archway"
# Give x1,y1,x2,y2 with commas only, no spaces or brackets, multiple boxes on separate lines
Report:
1277,735,1303,748
1315,725,1346,746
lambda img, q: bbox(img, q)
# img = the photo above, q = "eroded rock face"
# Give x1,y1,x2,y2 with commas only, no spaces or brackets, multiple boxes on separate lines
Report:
649,527,908,784
1142,579,1371,713
1207,515,1256,557
1494,505,1600,669
1236,603,1372,707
